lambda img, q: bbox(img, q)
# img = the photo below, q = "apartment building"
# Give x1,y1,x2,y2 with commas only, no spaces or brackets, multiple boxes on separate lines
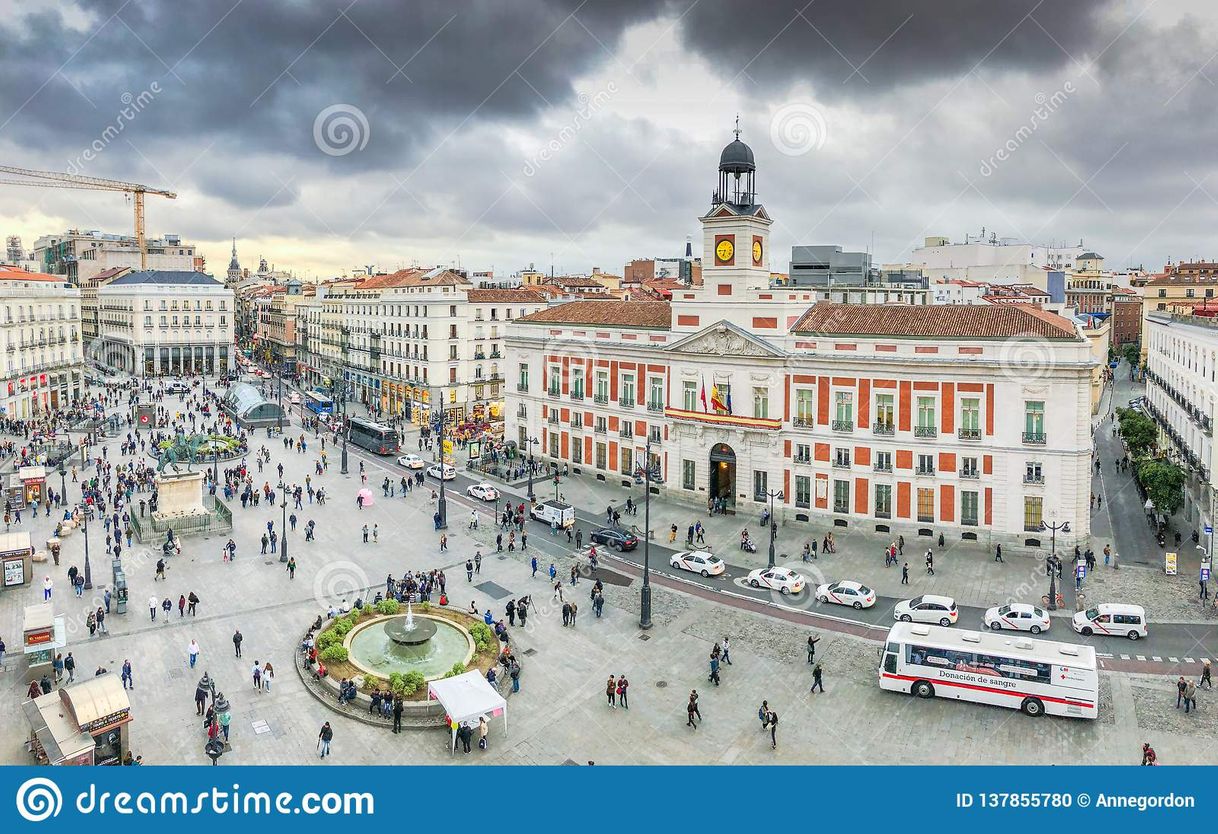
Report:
0,266,84,417
32,229,200,285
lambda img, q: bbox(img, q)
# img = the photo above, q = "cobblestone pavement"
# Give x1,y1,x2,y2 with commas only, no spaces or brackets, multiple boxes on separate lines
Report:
1,384,1215,766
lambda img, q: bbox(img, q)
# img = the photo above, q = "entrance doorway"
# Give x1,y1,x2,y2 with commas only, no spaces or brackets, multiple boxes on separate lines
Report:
709,443,736,508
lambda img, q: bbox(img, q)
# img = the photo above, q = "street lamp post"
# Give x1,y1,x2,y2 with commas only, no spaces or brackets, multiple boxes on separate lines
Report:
765,489,784,568
280,498,289,563
1040,518,1071,611
640,438,654,630
82,502,93,591
525,436,539,502
434,387,448,530
339,382,349,475
276,369,284,435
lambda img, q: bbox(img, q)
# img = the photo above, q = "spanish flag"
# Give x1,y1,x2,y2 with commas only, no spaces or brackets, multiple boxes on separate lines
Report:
710,384,727,413
699,375,707,411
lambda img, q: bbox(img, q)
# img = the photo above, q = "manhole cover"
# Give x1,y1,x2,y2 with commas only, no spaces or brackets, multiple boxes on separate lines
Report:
264,559,274,565
523,648,538,656
475,580,513,600
655,680,668,688
638,633,651,641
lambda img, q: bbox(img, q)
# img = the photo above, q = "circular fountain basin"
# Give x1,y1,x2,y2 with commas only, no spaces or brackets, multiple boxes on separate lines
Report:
345,614,474,681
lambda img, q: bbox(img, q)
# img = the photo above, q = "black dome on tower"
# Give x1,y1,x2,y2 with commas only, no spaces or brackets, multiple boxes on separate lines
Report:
719,138,755,174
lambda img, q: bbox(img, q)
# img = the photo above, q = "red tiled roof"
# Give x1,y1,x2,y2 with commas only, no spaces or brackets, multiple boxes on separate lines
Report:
357,268,469,289
466,288,546,303
516,300,671,329
790,303,1079,340
1146,272,1218,285
0,266,64,283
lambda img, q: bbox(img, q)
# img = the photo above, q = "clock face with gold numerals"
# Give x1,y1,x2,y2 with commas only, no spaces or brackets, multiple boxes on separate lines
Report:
752,239,763,264
715,238,734,263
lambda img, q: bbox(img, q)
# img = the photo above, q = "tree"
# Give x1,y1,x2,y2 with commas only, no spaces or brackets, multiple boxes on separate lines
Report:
1121,342,1140,369
1116,408,1158,458
1137,459,1186,517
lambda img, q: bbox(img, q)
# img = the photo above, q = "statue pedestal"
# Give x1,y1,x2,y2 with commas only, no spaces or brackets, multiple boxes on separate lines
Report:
154,471,207,520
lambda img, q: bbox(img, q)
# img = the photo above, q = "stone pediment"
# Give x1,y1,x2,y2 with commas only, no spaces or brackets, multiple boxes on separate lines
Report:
665,320,785,358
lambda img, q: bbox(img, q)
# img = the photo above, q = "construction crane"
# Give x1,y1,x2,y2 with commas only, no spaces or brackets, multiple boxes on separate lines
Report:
0,166,177,269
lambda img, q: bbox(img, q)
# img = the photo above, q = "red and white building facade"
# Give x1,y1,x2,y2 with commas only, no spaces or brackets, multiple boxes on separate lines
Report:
506,137,1095,547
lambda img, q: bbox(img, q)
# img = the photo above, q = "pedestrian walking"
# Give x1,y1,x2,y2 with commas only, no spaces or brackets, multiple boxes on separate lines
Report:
901,562,909,584
617,674,629,709
721,636,732,665
1201,659,1213,688
252,661,263,690
806,634,820,664
120,659,133,690
1177,675,1188,708
810,662,825,693
994,544,1003,563
233,629,244,658
188,639,200,668
606,675,617,708
474,551,482,574
530,556,538,577
317,722,333,758
392,696,403,734
768,710,779,749
925,550,935,576
466,559,474,582
1184,679,1198,713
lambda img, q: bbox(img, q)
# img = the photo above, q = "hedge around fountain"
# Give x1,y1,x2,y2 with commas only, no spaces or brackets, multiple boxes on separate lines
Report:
315,602,501,700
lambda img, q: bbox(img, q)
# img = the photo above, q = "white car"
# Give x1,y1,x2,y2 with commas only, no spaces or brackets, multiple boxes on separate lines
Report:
670,550,725,577
466,482,500,501
894,594,959,627
397,453,425,470
815,580,877,609
746,567,805,595
426,464,456,481
984,603,1051,634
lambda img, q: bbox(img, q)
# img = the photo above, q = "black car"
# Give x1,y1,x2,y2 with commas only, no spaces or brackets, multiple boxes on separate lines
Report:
590,528,639,551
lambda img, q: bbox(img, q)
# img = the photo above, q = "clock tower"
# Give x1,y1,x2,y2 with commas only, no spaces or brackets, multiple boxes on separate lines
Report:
701,121,772,294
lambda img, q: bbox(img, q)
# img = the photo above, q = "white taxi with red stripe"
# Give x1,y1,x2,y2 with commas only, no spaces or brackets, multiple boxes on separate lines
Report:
984,603,1050,634
894,594,958,627
746,567,805,595
1072,603,1147,640
815,580,876,609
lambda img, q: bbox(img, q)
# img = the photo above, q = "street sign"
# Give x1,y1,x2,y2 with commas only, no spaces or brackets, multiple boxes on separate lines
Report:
1165,551,1178,576
1206,525,1213,535
1202,567,1211,583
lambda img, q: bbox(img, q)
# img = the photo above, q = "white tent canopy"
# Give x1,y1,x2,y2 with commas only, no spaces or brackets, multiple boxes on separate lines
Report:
428,670,507,753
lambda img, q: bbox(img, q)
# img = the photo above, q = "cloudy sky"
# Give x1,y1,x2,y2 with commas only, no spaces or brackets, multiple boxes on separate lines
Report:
0,0,1215,280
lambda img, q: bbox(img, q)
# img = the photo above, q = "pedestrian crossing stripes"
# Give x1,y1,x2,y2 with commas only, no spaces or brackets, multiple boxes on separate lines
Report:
1151,656,1162,662
1185,657,1196,663
1120,654,1130,660
1169,657,1179,663
1136,655,1147,661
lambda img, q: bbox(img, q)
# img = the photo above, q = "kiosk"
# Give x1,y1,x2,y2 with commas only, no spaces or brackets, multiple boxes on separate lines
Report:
22,602,66,682
16,466,47,509
0,531,33,590
22,673,132,765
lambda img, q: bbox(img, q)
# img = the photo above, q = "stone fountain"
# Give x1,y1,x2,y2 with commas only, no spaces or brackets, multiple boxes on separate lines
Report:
383,602,437,646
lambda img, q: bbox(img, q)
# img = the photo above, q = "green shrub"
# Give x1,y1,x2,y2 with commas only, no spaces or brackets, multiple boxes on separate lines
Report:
375,599,400,615
469,622,494,653
319,645,349,663
443,661,466,678
418,602,431,612
316,630,341,650
401,671,426,695
331,618,354,638
387,672,406,694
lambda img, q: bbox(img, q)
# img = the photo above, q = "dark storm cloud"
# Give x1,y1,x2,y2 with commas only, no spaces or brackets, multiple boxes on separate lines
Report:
676,0,1113,96
0,0,659,198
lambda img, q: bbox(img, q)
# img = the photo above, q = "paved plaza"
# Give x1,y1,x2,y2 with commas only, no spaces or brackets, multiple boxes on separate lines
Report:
1,381,1216,766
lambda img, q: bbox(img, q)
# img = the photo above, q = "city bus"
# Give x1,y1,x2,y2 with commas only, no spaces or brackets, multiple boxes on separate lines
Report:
347,417,400,455
304,391,334,415
877,622,1098,719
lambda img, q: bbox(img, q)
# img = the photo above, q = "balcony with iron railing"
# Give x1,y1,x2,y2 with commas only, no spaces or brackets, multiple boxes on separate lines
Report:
1023,473,1044,485
570,390,584,401
832,458,851,470
1022,431,1046,445
517,382,529,393
874,461,893,473
489,351,502,359
647,401,664,413
793,453,811,464
958,426,981,440
873,420,895,436
915,464,936,476
959,468,979,480
593,393,609,404
831,419,854,432
619,395,636,408
593,423,607,435
793,415,815,428
914,425,937,438
548,386,561,398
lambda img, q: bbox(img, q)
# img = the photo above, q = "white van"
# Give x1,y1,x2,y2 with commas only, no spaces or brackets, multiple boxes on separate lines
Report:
529,499,575,529
289,391,302,406
1072,603,1147,640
